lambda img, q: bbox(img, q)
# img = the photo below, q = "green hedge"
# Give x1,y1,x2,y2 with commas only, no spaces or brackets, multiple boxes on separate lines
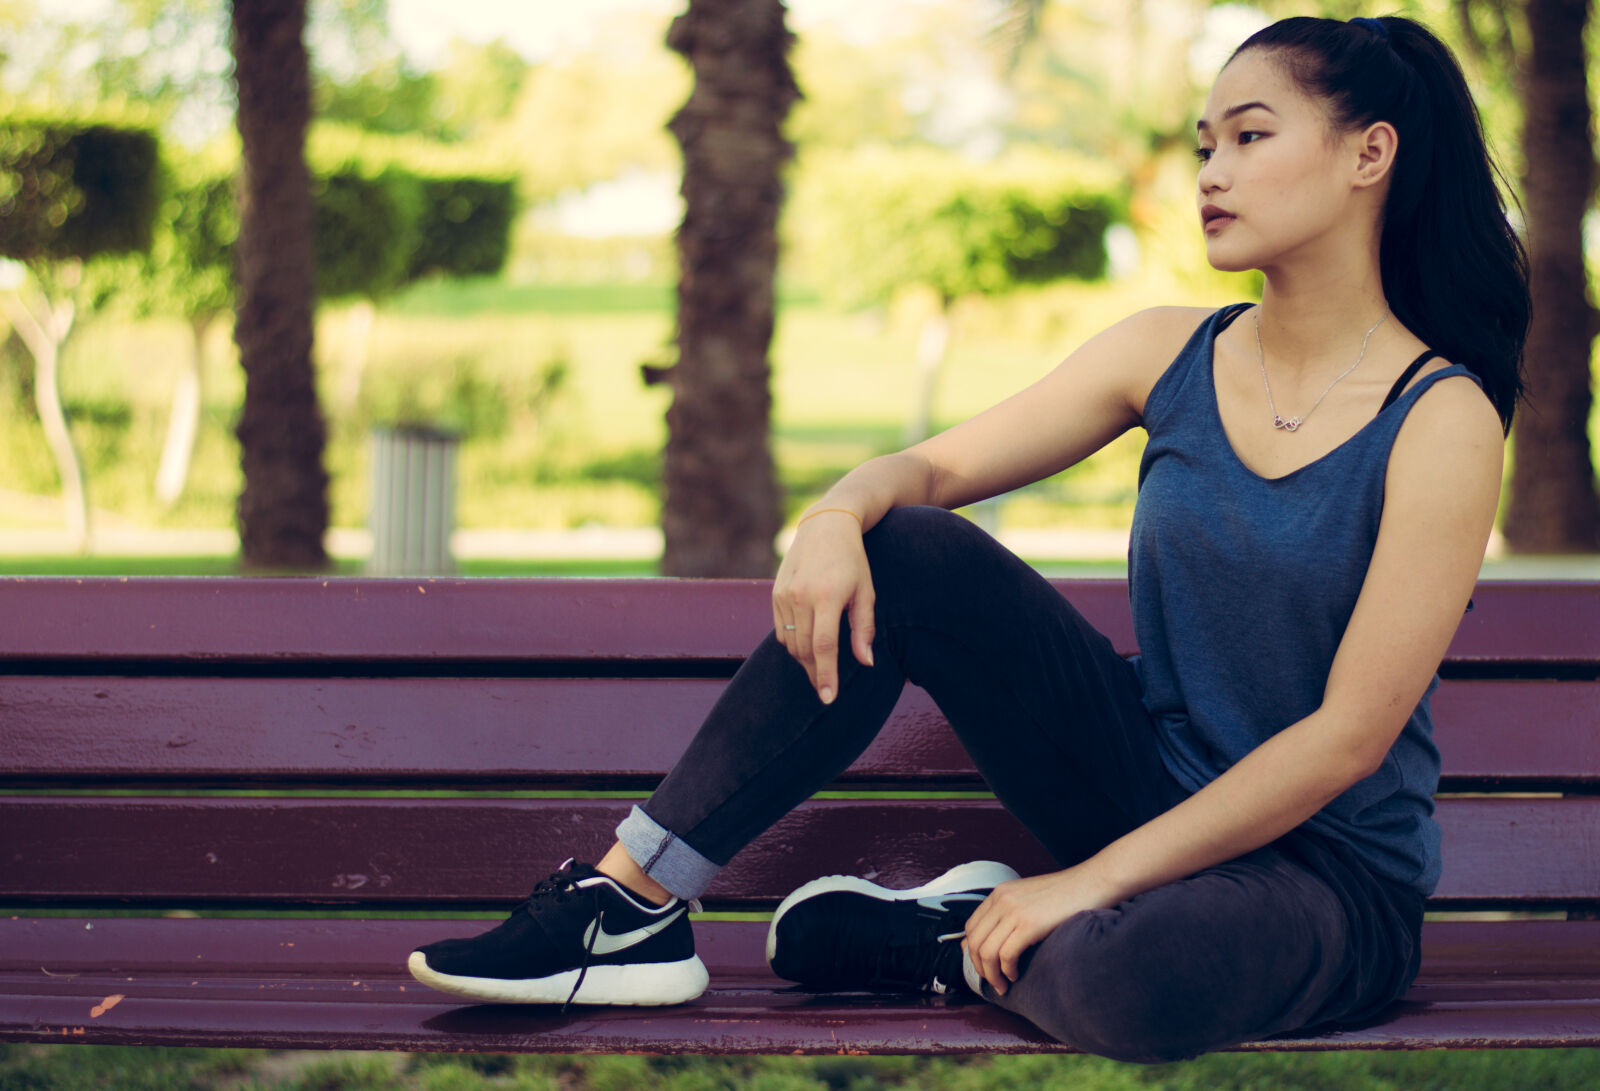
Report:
792,147,1125,307
409,175,517,280
308,124,518,289
311,163,422,301
0,117,161,263
92,127,519,316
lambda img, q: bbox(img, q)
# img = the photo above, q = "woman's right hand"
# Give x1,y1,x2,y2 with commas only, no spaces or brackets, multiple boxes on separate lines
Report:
772,510,877,704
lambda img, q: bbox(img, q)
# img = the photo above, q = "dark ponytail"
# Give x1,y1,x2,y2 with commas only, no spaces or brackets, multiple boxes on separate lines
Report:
1229,15,1529,431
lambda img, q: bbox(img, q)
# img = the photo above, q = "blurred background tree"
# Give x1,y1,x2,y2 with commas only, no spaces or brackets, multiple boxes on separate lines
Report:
0,117,160,551
0,0,1592,571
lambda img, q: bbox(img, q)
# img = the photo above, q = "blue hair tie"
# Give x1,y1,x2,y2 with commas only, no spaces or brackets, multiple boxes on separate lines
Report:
1350,16,1390,40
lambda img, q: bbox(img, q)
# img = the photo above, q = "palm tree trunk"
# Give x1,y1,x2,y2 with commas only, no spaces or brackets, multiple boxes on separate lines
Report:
229,0,330,571
660,0,797,577
1505,0,1600,552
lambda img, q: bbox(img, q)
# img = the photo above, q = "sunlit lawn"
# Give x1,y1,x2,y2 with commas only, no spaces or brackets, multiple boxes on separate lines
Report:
0,273,1172,541
2,1043,1597,1090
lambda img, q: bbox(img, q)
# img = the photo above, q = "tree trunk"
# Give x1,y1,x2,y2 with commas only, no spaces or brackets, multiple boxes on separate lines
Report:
904,297,953,447
155,311,214,507
334,298,377,415
4,284,87,551
661,0,797,577
229,0,330,571
1505,0,1600,552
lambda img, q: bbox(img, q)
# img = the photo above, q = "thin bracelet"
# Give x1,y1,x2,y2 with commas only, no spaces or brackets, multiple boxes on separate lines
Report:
798,507,864,530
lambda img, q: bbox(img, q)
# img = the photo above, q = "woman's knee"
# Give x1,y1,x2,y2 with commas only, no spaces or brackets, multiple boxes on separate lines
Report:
1009,907,1214,1065
863,506,998,593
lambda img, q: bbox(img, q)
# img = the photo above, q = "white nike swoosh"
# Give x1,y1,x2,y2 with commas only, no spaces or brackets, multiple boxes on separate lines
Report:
583,906,686,956
916,893,986,912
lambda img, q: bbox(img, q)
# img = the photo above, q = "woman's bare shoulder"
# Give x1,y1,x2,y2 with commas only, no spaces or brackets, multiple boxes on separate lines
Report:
1085,306,1222,404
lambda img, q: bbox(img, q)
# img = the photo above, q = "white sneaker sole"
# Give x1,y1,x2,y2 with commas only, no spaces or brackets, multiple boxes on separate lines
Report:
765,859,1021,963
407,950,709,1006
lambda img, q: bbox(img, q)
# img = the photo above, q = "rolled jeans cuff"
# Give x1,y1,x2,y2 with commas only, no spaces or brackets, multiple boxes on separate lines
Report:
616,804,722,902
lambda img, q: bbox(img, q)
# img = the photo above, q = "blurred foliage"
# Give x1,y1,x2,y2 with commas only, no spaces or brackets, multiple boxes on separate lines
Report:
793,147,1124,307
0,115,160,264
87,149,236,322
307,127,518,298
76,124,519,319
0,0,1591,545
312,163,422,301
316,37,528,144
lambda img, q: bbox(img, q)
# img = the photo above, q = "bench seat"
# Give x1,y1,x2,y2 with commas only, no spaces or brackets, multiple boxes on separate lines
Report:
2,577,1597,1054
8,917,1600,1052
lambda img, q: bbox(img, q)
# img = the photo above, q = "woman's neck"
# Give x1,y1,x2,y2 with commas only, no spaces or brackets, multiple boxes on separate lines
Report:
1256,266,1390,375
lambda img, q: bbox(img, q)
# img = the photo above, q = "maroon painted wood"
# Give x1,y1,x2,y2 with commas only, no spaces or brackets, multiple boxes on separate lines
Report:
2,676,1595,788
5,796,1597,910
1,578,1594,665
1,575,1595,1054
3,917,1598,1052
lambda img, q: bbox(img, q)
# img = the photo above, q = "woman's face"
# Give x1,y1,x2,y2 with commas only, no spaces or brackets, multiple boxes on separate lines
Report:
1194,50,1360,273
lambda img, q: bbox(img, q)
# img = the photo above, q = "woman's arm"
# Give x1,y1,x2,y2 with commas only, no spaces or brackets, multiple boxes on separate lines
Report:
961,373,1504,995
775,307,1207,699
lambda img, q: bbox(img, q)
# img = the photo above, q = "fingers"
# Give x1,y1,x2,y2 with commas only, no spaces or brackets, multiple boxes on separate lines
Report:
961,884,1036,997
772,590,840,701
848,580,876,669
773,601,794,655
809,600,843,704
962,894,1010,996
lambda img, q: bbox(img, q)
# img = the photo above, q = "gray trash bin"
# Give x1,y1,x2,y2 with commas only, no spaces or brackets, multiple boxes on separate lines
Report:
369,425,459,576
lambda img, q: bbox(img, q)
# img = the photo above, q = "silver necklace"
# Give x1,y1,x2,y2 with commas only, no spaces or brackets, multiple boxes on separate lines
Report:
1254,307,1389,432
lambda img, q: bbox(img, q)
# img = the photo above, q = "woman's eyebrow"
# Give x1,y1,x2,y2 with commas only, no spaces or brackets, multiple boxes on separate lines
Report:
1195,101,1277,133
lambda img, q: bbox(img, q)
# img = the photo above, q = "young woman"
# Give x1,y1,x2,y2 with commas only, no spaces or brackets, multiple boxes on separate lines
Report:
408,14,1528,1064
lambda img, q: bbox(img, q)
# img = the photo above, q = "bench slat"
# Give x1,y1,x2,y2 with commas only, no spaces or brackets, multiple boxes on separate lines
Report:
4,677,1595,788
4,797,1596,909
3,918,1598,1052
2,579,1593,666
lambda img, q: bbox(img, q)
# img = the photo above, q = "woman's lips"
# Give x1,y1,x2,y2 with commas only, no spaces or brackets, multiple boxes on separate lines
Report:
1203,213,1235,233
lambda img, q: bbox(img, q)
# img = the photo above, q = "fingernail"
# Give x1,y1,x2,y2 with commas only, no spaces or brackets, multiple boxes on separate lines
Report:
865,649,875,667
820,687,834,704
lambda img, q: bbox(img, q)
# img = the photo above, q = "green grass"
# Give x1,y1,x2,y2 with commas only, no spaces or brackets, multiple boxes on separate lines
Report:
394,277,822,317
0,554,1129,577
0,273,1172,541
1,1045,1597,1090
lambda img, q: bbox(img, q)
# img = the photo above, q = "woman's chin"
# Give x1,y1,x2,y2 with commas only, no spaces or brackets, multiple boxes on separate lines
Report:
1203,247,1256,274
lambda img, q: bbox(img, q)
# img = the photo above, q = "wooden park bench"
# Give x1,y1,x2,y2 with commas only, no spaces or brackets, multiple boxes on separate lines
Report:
2,576,1597,1053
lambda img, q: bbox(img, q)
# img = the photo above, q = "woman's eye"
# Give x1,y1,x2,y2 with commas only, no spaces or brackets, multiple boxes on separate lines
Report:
1194,132,1265,163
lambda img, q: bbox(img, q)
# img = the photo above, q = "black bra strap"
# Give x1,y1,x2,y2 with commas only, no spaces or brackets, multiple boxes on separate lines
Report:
1380,350,1440,411
1216,301,1253,332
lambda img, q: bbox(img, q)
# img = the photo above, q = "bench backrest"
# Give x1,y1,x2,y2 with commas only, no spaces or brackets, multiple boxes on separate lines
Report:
2,578,1596,917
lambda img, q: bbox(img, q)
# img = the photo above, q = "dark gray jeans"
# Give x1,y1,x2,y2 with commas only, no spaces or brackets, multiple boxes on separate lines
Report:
622,505,1423,1064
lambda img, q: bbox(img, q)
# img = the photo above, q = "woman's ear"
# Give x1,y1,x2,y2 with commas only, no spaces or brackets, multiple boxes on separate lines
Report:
1352,120,1399,188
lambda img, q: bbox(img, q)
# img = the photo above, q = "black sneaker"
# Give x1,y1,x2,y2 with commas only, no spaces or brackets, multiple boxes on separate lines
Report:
766,860,1019,995
407,859,709,1006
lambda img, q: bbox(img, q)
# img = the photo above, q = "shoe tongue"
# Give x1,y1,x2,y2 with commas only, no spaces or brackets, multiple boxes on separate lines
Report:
559,859,603,882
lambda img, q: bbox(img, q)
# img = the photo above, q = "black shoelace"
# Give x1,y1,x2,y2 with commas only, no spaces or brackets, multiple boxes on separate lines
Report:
520,865,601,1012
563,885,602,1012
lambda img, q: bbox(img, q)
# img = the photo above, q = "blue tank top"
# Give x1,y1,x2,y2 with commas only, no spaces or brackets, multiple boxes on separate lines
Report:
1129,301,1474,898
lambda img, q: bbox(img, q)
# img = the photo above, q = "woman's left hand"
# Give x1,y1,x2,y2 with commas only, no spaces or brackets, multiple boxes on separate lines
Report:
961,866,1121,997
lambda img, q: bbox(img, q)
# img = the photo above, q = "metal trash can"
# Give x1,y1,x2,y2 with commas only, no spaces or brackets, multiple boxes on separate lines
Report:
369,425,459,576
